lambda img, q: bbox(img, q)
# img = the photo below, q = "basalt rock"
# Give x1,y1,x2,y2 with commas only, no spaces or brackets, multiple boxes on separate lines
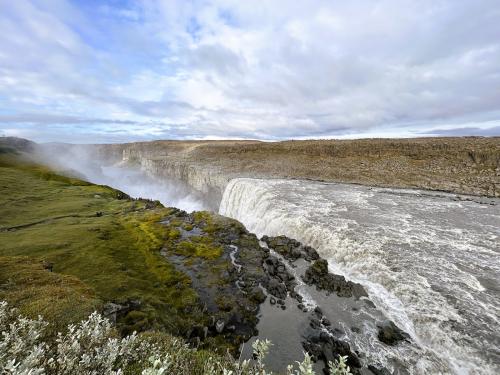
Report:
303,331,362,374
263,255,297,293
303,259,368,299
266,278,288,300
189,325,209,340
377,320,410,346
160,210,404,368
368,365,392,375
215,319,225,333
102,299,142,324
262,235,319,262
249,287,267,303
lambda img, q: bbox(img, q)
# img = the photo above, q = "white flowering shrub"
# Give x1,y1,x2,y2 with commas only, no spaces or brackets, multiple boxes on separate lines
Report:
141,354,173,375
0,301,48,374
0,301,351,375
252,339,272,375
51,312,145,374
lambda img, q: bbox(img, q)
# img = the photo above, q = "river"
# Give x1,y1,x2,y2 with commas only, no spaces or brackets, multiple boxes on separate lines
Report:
219,178,500,375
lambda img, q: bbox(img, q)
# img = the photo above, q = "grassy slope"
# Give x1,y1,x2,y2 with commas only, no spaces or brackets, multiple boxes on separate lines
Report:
0,256,100,334
0,152,199,335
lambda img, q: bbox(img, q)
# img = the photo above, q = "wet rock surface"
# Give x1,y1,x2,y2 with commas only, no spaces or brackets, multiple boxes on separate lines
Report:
377,320,410,346
253,235,408,374
302,308,363,373
303,259,368,299
159,209,271,352
262,235,320,262
158,214,410,372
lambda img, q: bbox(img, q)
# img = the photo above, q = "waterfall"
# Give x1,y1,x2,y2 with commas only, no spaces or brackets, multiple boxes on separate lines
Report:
219,178,500,375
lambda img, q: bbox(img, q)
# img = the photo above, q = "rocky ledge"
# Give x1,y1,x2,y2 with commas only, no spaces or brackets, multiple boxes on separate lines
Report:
260,235,411,374
153,213,413,374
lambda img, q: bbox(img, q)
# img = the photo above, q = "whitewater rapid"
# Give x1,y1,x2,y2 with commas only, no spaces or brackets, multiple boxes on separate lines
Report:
219,178,500,375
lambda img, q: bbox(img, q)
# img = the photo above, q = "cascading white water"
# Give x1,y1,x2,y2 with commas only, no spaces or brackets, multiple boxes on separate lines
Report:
219,178,500,375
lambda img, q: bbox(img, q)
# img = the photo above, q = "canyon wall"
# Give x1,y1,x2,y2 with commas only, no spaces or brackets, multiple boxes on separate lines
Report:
89,137,500,202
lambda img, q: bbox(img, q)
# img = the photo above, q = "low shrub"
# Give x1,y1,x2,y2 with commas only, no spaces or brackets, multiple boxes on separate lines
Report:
0,301,352,375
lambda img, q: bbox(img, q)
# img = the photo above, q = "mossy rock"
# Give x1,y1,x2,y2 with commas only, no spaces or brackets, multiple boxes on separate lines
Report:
175,241,223,260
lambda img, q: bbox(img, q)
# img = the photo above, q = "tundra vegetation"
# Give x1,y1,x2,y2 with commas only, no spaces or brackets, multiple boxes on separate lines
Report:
0,301,351,374
0,139,351,373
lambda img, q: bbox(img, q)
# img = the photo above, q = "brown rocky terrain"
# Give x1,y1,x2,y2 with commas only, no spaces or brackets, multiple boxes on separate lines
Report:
89,137,500,198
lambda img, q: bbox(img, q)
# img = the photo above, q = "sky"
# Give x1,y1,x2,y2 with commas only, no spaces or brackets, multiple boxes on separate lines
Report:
0,0,499,143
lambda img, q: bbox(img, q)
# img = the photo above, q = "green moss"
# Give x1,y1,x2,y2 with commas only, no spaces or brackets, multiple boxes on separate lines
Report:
175,241,223,260
167,228,181,240
168,218,184,227
192,211,222,234
214,294,233,312
122,310,150,335
192,211,212,224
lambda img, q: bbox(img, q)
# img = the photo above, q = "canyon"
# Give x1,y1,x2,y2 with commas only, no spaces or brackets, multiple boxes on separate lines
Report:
82,137,500,206
2,136,499,374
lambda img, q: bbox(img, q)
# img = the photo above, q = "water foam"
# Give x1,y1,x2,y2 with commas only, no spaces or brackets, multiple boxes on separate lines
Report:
219,178,500,374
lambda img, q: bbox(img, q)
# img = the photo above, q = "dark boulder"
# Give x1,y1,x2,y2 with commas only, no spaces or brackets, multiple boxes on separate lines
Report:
42,261,54,272
266,278,288,300
188,336,201,348
262,235,304,261
102,299,142,324
250,287,267,303
189,325,208,340
262,235,320,262
215,319,225,333
310,317,322,329
377,320,410,346
102,302,124,324
368,365,392,375
303,260,368,299
303,245,320,261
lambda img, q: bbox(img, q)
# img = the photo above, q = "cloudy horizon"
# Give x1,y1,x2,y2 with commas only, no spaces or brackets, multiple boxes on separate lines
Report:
1,0,499,143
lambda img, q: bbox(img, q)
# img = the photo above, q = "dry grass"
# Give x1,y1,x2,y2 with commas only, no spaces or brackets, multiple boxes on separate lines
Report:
0,256,100,334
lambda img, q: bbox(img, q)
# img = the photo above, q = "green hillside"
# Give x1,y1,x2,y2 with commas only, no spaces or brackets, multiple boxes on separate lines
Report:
0,149,203,336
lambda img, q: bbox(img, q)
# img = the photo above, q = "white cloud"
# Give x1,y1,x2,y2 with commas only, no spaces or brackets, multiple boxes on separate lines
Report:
0,0,499,142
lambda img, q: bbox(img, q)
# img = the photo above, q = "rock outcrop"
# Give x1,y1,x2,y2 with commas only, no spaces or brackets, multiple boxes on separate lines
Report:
303,259,368,299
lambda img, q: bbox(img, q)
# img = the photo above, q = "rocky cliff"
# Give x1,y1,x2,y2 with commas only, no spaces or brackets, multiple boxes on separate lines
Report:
88,137,500,201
